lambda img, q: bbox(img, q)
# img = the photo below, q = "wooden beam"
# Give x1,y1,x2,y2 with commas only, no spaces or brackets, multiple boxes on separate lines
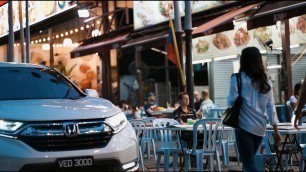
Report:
281,19,292,122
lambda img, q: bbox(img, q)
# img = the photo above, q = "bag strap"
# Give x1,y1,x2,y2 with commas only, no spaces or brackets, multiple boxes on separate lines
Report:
235,73,242,95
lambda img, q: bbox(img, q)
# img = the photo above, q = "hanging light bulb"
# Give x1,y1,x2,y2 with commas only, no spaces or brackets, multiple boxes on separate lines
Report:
63,38,73,47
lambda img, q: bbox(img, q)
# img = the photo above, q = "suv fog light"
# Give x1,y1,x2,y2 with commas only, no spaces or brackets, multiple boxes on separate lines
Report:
122,160,139,171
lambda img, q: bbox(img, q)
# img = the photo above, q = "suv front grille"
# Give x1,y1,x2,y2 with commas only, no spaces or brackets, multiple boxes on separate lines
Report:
17,121,113,152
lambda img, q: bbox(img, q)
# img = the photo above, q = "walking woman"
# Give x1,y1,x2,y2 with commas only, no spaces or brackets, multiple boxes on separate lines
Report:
227,47,281,171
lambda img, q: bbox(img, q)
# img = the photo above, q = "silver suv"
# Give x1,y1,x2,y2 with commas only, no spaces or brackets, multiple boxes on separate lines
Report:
0,62,138,171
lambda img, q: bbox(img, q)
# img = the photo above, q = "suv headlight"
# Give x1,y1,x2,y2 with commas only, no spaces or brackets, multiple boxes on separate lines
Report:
0,120,23,138
105,112,127,133
0,120,23,132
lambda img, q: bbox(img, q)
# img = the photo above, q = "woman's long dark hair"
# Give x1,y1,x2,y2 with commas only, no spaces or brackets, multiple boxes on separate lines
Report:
239,47,271,94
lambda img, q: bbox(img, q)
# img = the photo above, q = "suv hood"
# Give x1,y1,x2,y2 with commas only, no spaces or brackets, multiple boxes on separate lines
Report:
0,97,121,121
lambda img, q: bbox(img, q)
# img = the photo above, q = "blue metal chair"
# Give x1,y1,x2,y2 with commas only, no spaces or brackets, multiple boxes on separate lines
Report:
129,120,146,171
184,118,222,171
153,118,181,172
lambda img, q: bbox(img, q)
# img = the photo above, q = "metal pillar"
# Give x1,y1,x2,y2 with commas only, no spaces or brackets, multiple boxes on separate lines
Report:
174,1,185,92
49,28,54,67
164,45,171,106
19,1,25,63
8,1,14,62
184,1,194,109
100,1,112,101
25,0,30,63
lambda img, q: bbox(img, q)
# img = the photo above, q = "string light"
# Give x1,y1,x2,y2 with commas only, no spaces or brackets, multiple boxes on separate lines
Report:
30,25,86,45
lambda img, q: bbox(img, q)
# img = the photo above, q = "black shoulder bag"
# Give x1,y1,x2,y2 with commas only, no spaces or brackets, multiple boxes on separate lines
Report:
222,73,242,128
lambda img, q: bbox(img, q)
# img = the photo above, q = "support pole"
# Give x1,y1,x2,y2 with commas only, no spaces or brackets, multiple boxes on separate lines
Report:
101,1,112,101
281,19,292,122
49,28,54,67
174,1,185,92
165,45,171,106
25,0,30,63
8,1,14,62
184,1,194,109
19,1,25,63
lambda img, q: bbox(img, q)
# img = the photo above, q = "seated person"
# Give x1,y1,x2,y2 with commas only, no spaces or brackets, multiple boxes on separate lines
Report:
125,105,141,120
172,92,201,148
194,91,203,112
144,93,157,117
173,92,197,124
196,89,214,118
290,83,302,110
119,100,129,112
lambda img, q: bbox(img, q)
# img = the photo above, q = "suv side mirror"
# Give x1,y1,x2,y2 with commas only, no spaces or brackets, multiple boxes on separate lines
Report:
85,89,99,98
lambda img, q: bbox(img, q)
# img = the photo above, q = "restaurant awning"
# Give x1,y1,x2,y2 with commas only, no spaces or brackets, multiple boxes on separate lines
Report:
122,27,169,53
70,32,130,58
192,3,262,36
247,1,306,30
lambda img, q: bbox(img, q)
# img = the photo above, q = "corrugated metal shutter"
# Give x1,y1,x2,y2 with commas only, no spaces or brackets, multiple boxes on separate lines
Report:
265,54,281,103
211,59,236,107
211,54,282,107
292,55,306,86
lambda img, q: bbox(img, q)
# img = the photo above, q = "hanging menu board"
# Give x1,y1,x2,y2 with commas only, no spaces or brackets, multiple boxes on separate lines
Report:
133,1,233,30
192,14,306,61
0,1,77,38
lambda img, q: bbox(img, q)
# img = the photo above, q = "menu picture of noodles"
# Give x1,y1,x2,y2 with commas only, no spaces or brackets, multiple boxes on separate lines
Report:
195,39,209,54
212,33,231,50
233,28,250,47
253,27,272,43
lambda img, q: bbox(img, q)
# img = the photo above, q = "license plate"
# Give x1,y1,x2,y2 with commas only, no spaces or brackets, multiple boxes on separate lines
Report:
57,156,93,168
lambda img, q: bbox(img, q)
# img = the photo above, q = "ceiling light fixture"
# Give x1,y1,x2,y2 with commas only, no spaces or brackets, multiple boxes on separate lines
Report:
78,9,89,18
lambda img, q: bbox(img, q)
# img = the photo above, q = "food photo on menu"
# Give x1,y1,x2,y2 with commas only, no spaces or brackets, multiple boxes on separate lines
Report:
233,27,250,47
195,39,209,54
212,33,232,50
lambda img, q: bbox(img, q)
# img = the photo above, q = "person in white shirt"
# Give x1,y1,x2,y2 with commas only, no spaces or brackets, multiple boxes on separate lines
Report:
227,47,281,171
289,83,302,110
196,89,214,117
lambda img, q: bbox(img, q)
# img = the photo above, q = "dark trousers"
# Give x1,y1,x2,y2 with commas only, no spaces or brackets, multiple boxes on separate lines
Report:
181,131,204,149
235,127,263,172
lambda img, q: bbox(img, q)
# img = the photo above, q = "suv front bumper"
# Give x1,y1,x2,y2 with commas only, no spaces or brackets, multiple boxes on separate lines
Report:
0,123,138,171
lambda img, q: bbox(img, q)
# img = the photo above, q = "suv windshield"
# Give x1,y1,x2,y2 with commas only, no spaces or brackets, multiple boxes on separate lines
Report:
0,67,85,100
